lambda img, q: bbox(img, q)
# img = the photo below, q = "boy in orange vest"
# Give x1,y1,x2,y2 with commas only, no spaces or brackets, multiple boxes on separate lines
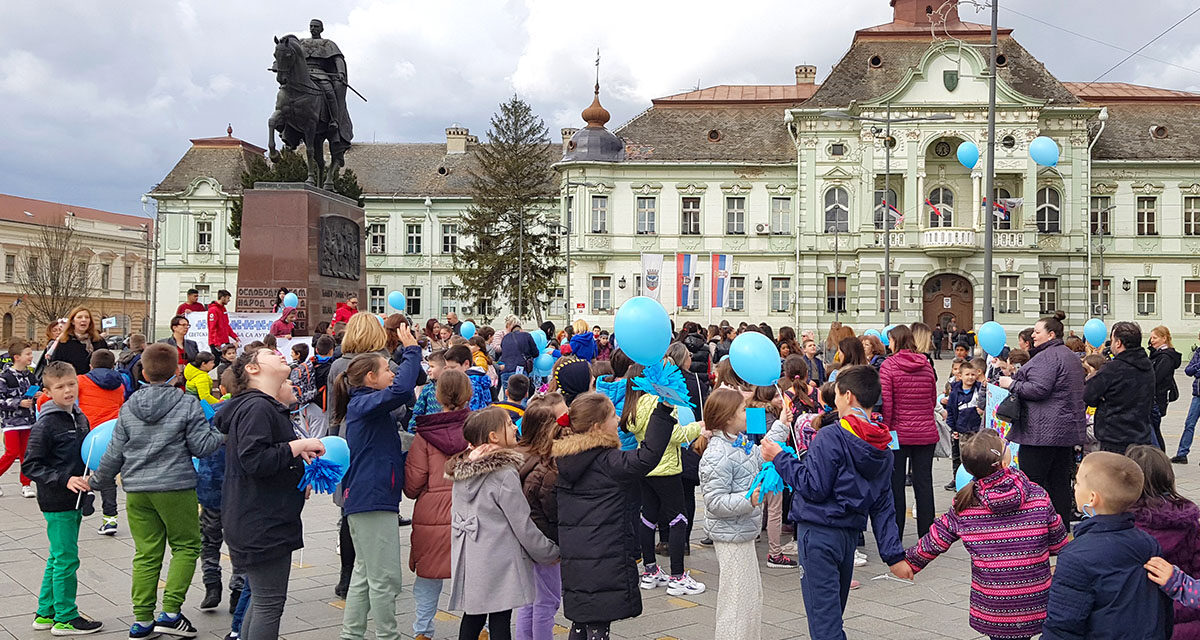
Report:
77,349,126,536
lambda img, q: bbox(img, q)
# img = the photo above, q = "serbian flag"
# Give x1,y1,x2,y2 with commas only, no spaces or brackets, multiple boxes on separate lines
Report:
982,198,1009,220
712,254,733,309
676,254,700,307
887,202,903,225
925,198,944,218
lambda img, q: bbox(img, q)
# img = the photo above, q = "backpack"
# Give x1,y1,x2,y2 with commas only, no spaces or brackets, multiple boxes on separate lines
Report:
290,360,322,407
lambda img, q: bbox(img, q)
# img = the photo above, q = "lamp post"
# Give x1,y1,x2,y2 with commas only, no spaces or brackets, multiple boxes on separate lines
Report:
560,175,597,321
1092,204,1115,318
821,108,953,325
139,196,160,339
424,197,433,320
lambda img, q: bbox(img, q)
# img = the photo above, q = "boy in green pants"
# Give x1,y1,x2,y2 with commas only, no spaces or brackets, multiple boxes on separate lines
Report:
22,361,104,635
89,343,224,638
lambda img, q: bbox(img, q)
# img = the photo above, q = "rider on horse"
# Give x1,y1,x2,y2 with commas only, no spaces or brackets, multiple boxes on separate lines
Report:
301,18,352,139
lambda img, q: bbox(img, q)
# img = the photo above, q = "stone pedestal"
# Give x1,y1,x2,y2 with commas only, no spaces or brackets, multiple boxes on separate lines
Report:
236,182,365,335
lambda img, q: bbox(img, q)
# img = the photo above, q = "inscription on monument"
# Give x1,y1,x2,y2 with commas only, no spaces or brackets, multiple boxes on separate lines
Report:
319,215,361,280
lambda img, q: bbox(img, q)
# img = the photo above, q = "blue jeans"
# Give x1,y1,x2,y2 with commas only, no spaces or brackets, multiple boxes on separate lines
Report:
499,370,520,394
411,576,442,638
1178,396,1200,457
232,579,251,635
798,523,857,640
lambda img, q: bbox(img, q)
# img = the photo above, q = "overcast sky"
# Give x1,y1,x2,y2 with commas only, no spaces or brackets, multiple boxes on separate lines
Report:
3,0,1200,214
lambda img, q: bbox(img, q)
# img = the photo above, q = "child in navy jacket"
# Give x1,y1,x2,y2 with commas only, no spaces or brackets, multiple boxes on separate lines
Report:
946,359,984,483
762,365,909,640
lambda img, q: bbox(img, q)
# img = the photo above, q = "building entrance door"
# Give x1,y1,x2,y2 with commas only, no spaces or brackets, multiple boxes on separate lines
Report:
923,274,974,331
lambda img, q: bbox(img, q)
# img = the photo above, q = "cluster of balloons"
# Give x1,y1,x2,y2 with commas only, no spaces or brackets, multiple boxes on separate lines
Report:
282,292,300,309
956,136,1060,170
864,325,899,347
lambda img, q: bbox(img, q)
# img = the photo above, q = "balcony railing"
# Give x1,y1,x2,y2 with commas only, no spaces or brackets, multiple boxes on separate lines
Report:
921,228,976,256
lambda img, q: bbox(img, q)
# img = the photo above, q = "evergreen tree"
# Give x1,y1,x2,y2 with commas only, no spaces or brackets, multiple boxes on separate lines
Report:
455,96,561,322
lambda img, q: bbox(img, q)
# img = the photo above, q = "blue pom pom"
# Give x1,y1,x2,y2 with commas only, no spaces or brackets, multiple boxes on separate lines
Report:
631,362,694,409
298,458,345,494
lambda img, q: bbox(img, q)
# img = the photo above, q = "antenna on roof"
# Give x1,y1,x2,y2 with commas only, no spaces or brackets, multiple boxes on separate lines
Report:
695,78,701,91
594,48,601,95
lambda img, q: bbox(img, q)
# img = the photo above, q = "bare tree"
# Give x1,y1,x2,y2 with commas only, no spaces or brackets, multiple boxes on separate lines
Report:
15,223,96,327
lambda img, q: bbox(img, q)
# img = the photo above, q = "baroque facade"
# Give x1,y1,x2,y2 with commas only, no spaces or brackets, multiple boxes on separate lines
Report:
150,0,1200,337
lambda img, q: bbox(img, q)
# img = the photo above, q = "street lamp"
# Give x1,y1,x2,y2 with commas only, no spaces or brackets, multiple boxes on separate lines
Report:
1091,204,1116,318
561,174,598,320
820,107,953,325
754,277,763,291
618,276,627,290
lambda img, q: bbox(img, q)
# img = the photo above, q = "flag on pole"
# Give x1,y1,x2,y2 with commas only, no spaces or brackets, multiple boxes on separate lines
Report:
676,254,700,308
982,197,1022,220
640,253,663,302
887,202,903,225
711,254,733,309
925,198,944,218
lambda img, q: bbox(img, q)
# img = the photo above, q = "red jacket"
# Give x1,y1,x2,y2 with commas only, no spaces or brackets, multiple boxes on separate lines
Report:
333,303,357,325
77,371,125,427
207,301,238,346
176,301,205,316
879,349,938,445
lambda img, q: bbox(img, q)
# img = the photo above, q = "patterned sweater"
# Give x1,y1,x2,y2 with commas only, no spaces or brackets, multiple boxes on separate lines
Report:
905,467,1068,639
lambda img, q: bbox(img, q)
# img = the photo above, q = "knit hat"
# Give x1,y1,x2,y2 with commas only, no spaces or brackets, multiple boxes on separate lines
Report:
555,358,593,406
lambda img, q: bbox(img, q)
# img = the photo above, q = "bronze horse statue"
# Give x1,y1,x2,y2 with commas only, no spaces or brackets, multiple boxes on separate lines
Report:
269,34,351,189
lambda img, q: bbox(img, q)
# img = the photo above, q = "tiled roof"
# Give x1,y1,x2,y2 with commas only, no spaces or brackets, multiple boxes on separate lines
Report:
0,193,152,229
151,136,267,197
1063,82,1200,103
343,142,559,197
616,105,794,164
653,84,818,105
1091,103,1200,160
856,20,1003,36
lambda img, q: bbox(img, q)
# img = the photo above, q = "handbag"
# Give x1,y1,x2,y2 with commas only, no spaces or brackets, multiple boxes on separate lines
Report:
995,391,1025,433
933,413,953,458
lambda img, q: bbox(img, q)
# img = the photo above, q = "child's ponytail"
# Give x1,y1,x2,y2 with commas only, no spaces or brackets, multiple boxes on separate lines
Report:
329,353,386,427
329,372,352,427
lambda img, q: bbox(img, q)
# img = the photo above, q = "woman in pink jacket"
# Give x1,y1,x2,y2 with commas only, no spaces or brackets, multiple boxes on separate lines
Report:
879,324,938,538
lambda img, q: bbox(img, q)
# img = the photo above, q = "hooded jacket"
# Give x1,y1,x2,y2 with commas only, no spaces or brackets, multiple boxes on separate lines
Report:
519,448,559,543
596,375,637,451
90,383,223,493
946,380,983,434
1186,347,1200,398
405,408,470,579
184,363,221,405
206,300,238,346
22,401,89,512
499,330,538,374
270,306,296,338
699,432,763,543
773,414,905,565
0,366,35,431
906,467,1068,638
77,367,126,429
1084,346,1156,448
1133,497,1200,639
464,366,492,410
568,331,597,362
682,331,711,378
627,393,703,477
1009,338,1087,448
1149,346,1182,412
879,349,938,445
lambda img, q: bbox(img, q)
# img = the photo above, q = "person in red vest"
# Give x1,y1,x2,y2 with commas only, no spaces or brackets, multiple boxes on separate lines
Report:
176,288,205,317
77,348,126,535
332,295,359,325
206,290,238,357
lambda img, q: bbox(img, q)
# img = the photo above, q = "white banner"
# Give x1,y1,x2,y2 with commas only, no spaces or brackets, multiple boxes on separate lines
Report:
641,253,664,302
184,311,312,362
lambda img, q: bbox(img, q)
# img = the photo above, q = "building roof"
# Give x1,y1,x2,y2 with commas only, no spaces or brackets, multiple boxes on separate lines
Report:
653,83,818,105
0,193,152,230
150,132,268,197
343,142,560,197
1090,103,1200,161
1063,82,1200,103
616,105,794,164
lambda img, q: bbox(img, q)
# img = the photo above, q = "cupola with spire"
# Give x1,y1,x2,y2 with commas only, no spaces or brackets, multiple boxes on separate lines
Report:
562,51,625,162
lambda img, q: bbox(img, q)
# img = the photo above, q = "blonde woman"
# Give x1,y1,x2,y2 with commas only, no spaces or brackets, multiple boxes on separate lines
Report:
569,318,598,361
1148,326,1182,455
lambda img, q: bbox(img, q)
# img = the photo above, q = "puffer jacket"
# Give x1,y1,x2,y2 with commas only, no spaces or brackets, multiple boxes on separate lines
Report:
1186,347,1200,398
698,432,762,543
76,367,125,427
1009,339,1087,448
184,363,221,405
1132,497,1200,640
405,408,469,579
682,332,710,378
1149,346,1182,412
879,349,938,445
627,393,704,476
21,402,89,512
1084,346,1156,448
519,449,559,543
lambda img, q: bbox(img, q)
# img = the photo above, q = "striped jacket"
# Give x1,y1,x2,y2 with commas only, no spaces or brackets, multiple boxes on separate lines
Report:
906,467,1068,639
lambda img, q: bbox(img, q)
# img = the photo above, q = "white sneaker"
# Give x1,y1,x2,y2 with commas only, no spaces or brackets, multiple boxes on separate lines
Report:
781,540,797,555
0,485,4,496
21,485,35,498
639,566,668,590
854,550,868,567
666,571,706,596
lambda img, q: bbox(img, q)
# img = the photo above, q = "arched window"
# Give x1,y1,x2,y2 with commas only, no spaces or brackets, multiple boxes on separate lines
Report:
928,187,954,227
824,187,849,233
873,188,899,230
1037,187,1061,233
1,313,12,339
991,187,1012,229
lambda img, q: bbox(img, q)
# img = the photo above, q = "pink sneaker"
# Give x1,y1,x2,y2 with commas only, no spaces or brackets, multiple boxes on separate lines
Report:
849,579,861,590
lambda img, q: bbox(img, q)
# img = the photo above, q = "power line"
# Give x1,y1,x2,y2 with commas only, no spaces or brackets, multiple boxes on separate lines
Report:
1081,5,1200,89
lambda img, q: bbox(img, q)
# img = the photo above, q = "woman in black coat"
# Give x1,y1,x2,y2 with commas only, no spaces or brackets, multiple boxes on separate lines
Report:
552,394,672,639
1149,325,1183,452
49,307,108,375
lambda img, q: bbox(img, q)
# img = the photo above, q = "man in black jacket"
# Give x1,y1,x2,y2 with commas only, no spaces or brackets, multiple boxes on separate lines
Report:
1084,322,1156,453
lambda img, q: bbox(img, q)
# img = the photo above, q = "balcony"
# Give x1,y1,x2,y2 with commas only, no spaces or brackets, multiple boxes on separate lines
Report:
921,228,976,256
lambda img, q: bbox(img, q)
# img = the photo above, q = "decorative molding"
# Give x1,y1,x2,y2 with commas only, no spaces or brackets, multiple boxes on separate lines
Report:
1143,263,1154,276
770,237,792,252
1137,238,1158,253
1039,235,1062,250
1091,182,1116,195
679,238,702,250
1187,240,1200,255
1183,183,1200,196
1004,258,1015,271
1132,181,1165,195
589,181,615,193
720,182,753,195
776,259,787,272
631,182,663,195
1041,261,1052,274
194,253,212,264
677,183,708,195
726,237,747,250
766,183,797,195
586,236,611,249
635,238,657,251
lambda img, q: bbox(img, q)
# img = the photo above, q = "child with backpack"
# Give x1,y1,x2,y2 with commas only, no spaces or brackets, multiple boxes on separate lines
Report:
0,338,37,497
75,349,125,536
290,335,335,438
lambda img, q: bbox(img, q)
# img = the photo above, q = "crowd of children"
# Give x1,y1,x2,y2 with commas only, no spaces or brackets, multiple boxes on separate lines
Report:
4,304,1200,640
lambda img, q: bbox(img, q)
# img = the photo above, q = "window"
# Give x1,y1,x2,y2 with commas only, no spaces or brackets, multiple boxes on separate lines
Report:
998,275,1019,313
873,189,898,230
1090,196,1111,235
27,256,38,280
1036,187,1061,233
124,265,133,290
550,287,566,316
591,276,612,311
826,276,847,313
194,284,210,300
1090,279,1111,316
404,287,422,316
548,222,562,253
1186,197,1200,236
770,198,792,235
590,195,608,233
824,187,849,233
100,263,111,291
770,278,790,312
726,277,745,311
725,197,745,234
4,255,13,282
636,197,656,234
927,187,954,227
368,223,386,254
878,274,899,312
196,220,213,251
830,143,845,156
406,223,422,254
991,187,1012,230
1137,196,1158,236
1186,280,1200,317
442,223,458,254
1038,277,1058,315
475,298,496,319
1137,279,1157,316
440,287,459,316
367,286,385,314
681,197,701,235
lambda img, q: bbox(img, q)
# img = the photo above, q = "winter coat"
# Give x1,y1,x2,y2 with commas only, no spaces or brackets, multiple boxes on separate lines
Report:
1186,348,1200,398
184,364,221,405
627,393,704,477
595,375,636,451
326,349,400,434
519,449,559,543
217,389,307,568
499,330,538,374
1009,339,1087,448
21,401,89,512
879,349,938,446
408,381,443,431
342,346,421,515
465,367,492,410
698,432,762,543
90,383,223,493
905,467,1068,638
405,408,469,579
682,332,711,378
159,336,200,365
447,448,559,615
553,403,673,624
1084,346,1156,449
1133,498,1200,640
569,332,597,362
946,381,983,434
269,306,296,338
333,304,357,325
50,335,108,375
595,342,612,361
195,445,226,510
1150,346,1183,412
1041,513,1173,640
206,301,238,346
0,366,35,431
802,354,826,384
77,368,126,431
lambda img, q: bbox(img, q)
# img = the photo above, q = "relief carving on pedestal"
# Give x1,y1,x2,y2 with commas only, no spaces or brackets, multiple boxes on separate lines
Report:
319,215,362,281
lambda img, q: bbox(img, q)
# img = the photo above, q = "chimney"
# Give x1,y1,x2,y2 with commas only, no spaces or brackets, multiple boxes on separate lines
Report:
445,126,472,154
890,0,960,25
795,65,817,85
561,127,579,154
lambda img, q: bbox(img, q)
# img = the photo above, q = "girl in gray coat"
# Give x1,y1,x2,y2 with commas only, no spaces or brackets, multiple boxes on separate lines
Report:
446,407,559,640
698,388,765,640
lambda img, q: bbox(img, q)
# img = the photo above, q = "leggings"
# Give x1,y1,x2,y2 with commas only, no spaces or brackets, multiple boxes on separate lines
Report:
890,444,935,539
339,513,356,572
0,429,31,485
241,553,292,640
568,622,610,640
459,610,511,640
640,475,687,577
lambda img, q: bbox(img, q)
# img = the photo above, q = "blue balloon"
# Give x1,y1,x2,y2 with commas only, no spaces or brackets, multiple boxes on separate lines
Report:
193,457,200,472
1029,136,1059,167
977,321,1006,357
530,330,548,352
729,332,781,386
200,399,216,422
81,419,117,470
956,141,979,170
283,292,299,309
377,315,386,326
387,290,406,312
881,325,898,347
534,353,555,374
955,464,974,492
678,406,697,426
614,296,672,366
1084,318,1107,349
319,435,350,473
460,321,476,339
863,328,882,340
